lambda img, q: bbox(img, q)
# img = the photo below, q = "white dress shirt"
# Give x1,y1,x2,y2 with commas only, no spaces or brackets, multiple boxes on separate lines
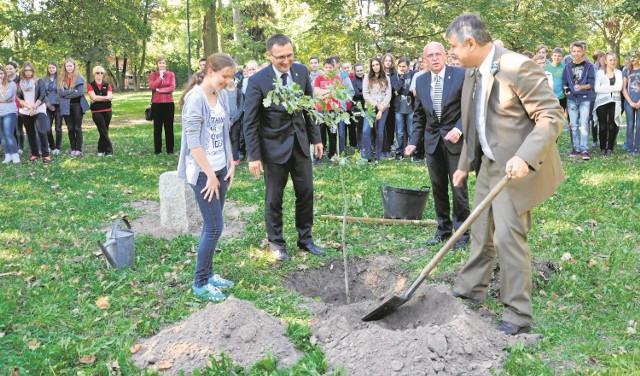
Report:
476,45,496,160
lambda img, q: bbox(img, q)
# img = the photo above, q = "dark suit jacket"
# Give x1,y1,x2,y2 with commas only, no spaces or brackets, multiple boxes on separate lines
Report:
243,63,321,164
459,47,565,215
410,66,465,155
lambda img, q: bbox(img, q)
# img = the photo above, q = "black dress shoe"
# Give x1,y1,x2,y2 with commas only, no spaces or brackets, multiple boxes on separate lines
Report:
449,290,480,304
426,233,451,246
271,248,290,261
453,238,469,251
300,244,326,256
496,321,531,335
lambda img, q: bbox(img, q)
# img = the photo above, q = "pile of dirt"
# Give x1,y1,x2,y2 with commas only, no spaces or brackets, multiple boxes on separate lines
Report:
125,199,255,240
287,256,542,375
131,297,302,374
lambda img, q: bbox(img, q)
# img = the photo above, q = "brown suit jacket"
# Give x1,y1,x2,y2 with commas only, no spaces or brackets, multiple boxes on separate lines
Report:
459,47,566,215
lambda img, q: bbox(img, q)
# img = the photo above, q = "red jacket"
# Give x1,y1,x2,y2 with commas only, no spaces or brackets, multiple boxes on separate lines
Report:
149,70,175,103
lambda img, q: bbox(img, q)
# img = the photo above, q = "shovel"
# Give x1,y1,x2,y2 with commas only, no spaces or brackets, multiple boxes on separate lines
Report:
362,174,511,321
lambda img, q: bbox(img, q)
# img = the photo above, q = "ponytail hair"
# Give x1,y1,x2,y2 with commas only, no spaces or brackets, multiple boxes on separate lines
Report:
179,70,206,108
179,52,236,108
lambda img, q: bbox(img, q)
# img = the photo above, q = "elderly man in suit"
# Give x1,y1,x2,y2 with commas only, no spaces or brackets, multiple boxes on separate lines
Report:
405,42,470,251
447,14,565,335
243,34,325,261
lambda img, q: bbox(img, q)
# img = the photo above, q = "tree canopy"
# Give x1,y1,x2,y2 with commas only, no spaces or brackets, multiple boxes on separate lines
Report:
1,0,638,90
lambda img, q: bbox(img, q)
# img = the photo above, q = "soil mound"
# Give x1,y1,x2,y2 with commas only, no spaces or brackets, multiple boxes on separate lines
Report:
131,296,302,374
288,256,541,375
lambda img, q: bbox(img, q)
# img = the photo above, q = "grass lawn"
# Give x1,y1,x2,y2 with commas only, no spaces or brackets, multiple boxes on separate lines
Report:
0,90,638,375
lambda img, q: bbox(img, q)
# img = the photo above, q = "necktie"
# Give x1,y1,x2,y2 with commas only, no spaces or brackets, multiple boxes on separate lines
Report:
281,73,288,86
433,75,442,120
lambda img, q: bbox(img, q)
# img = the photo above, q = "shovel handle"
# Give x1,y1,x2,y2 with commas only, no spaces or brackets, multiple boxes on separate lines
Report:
403,175,511,297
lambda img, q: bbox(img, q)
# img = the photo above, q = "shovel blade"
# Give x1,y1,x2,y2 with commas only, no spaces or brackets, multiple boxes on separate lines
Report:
362,295,409,321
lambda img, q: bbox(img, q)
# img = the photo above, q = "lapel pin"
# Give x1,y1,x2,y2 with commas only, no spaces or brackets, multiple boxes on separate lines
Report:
490,62,500,76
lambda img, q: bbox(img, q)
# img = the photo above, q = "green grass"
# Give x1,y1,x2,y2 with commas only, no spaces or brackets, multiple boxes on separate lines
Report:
0,91,638,375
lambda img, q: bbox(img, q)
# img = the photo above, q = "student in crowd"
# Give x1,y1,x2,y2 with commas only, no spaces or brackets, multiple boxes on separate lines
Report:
6,61,23,154
622,49,640,155
547,47,567,111
381,53,396,157
42,62,63,154
241,60,258,94
0,65,20,164
149,55,176,154
563,41,596,160
341,61,354,80
351,63,366,150
58,58,90,157
314,58,342,160
535,44,551,64
177,53,236,302
534,54,554,89
329,55,354,155
391,57,414,160
224,76,244,166
87,65,113,157
362,57,391,161
17,62,52,163
594,52,622,156
309,56,321,85
198,58,207,72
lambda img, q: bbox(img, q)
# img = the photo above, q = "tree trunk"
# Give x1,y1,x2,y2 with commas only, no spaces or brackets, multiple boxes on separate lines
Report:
85,61,91,85
122,58,128,90
203,0,219,55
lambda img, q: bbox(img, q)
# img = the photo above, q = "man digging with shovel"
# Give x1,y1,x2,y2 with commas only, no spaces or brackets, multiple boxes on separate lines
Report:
447,14,565,335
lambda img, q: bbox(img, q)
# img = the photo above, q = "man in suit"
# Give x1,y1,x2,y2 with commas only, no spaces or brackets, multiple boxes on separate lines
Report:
405,42,470,251
447,14,565,335
243,34,325,261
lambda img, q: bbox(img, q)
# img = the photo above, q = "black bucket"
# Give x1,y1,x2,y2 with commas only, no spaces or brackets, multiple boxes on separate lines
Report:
381,184,430,220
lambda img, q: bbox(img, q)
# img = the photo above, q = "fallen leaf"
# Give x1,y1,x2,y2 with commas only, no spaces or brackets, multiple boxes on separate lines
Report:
575,226,583,233
96,296,110,309
130,343,142,354
78,355,96,364
539,289,547,296
107,359,121,374
296,264,309,270
25,247,32,254
626,327,636,335
0,332,4,338
158,360,173,370
588,259,598,268
329,264,334,271
27,338,40,350
561,252,572,261
586,219,598,227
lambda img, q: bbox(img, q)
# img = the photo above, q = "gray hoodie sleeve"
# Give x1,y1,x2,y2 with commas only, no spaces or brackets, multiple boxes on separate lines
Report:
182,91,205,149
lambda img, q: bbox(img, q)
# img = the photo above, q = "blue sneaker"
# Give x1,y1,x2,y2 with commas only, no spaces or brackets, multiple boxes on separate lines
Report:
192,283,226,301
208,274,235,288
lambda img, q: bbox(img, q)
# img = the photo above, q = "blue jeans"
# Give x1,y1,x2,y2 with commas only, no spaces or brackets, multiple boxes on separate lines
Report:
338,120,346,155
567,99,591,153
361,109,389,160
0,113,18,155
191,169,227,287
624,101,640,152
395,112,413,154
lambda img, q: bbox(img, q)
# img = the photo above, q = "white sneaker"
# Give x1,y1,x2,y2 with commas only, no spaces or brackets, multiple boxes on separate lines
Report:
97,153,104,157
2,155,11,164
12,154,20,164
52,149,60,155
18,149,23,155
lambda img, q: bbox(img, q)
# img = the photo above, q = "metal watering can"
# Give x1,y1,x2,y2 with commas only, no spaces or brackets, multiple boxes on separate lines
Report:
98,218,135,269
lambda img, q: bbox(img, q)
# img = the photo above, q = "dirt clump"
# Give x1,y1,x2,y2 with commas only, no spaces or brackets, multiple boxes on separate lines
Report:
131,296,302,375
288,255,541,375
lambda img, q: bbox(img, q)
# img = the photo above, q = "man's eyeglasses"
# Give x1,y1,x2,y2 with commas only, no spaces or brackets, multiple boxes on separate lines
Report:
270,53,294,61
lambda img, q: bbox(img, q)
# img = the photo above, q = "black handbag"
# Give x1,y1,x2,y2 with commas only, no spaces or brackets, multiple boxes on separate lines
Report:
144,101,153,121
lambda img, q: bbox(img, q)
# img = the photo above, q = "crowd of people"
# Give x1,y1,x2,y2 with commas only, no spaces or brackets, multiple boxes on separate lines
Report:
0,59,113,163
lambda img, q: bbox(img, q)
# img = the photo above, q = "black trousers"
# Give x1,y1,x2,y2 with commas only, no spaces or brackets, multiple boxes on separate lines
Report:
64,102,84,151
320,123,337,159
262,137,314,250
47,104,63,150
152,102,175,154
92,111,113,154
230,119,242,161
21,113,50,157
596,102,618,151
425,139,470,238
